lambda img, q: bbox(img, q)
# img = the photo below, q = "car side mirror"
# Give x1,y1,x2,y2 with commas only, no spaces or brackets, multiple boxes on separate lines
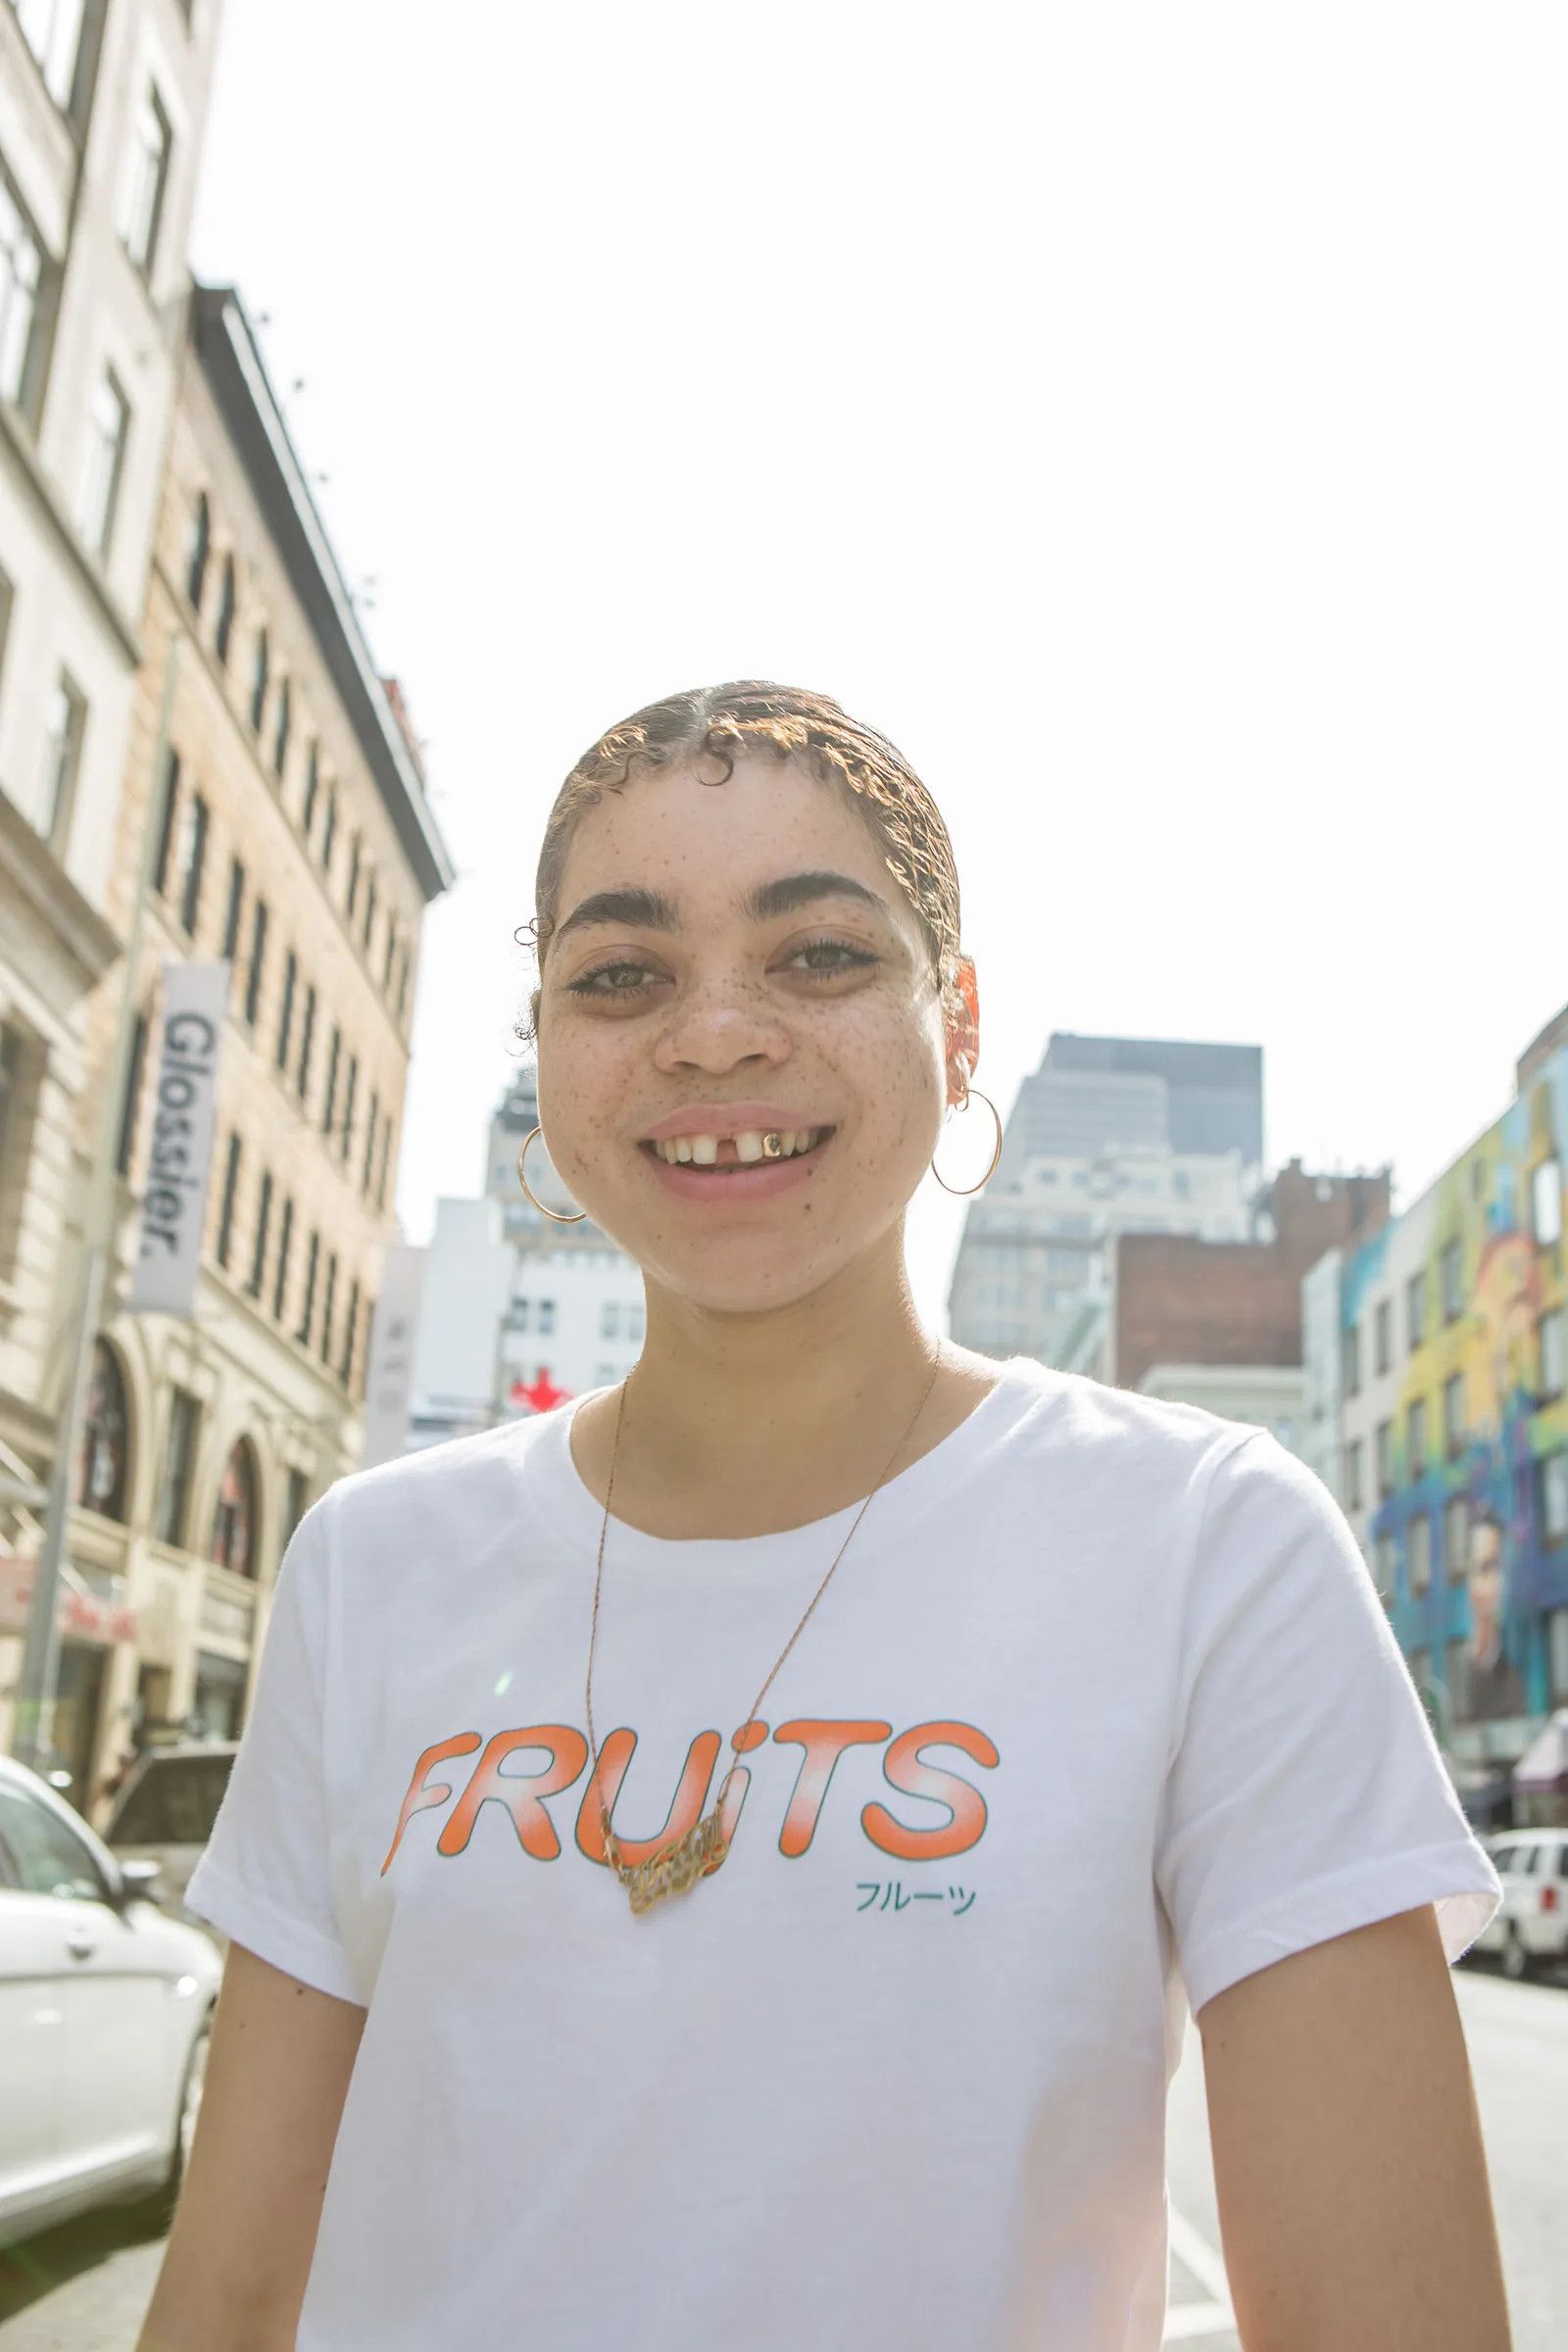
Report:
117,1856,166,1908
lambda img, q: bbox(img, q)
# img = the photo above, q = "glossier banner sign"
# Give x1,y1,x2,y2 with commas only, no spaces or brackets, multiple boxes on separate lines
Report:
128,961,229,1318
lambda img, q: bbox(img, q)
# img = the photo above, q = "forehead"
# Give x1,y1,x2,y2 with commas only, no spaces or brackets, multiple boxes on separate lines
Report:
553,754,906,920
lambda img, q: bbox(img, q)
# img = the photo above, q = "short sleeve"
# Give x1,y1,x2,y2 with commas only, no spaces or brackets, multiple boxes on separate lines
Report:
1155,1429,1502,2021
183,1491,363,2004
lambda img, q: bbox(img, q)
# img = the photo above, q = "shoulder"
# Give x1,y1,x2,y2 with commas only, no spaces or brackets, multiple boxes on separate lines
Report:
984,1352,1273,1491
314,1409,562,1543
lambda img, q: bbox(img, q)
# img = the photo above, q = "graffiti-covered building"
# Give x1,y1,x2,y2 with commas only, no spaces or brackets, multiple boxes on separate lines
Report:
1305,1004,1568,1819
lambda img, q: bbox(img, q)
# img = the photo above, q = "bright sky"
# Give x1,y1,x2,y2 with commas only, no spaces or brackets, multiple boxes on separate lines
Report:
190,3,1567,1327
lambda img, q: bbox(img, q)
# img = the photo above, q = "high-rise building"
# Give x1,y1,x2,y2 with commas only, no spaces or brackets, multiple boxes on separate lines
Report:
0,279,455,1806
0,0,222,1479
948,1033,1265,1364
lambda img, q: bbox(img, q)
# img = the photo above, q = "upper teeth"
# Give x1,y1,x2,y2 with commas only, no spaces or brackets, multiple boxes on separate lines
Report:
651,1128,823,1165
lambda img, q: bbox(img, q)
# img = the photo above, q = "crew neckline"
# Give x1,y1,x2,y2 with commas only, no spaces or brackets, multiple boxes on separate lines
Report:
528,1354,1057,1564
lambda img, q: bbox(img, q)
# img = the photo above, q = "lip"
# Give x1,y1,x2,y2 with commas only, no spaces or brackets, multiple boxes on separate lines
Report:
640,1136,830,1203
640,1102,830,1146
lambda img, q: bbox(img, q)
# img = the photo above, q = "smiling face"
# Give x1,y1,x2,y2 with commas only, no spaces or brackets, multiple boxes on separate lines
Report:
532,754,975,1314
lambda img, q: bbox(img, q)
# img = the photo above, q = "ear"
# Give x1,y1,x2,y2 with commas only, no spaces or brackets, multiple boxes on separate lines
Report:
945,956,980,1106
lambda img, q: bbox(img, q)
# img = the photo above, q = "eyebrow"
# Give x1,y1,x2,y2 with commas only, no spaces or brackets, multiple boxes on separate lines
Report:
553,869,892,942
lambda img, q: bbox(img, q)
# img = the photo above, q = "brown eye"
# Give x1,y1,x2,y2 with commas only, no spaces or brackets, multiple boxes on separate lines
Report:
567,960,655,998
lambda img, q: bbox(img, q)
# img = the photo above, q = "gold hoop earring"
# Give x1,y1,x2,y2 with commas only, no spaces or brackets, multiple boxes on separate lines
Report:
930,1087,1003,1197
517,1125,587,1223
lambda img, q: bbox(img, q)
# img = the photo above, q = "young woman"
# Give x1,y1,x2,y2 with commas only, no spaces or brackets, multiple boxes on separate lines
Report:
140,683,1511,2350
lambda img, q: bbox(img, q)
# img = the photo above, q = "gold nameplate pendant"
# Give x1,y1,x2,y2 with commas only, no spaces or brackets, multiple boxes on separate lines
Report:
604,1803,731,1914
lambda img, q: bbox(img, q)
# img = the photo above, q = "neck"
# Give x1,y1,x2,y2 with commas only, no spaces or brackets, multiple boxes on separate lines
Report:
631,1240,936,1472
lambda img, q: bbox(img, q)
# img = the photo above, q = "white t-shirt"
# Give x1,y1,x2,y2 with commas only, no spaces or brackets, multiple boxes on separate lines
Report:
184,1357,1500,2351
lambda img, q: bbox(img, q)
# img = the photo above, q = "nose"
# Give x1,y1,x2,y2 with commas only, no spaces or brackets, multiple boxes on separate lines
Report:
652,967,792,1077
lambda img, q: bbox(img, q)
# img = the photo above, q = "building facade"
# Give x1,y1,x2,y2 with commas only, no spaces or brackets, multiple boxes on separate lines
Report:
0,0,220,1481
0,281,454,1811
1306,1005,1568,1815
948,1032,1264,1363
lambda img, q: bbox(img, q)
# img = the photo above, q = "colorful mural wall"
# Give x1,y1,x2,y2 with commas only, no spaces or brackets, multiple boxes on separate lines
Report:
1339,1039,1568,1744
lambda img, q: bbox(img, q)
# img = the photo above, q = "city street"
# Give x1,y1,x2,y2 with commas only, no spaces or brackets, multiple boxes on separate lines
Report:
0,1956,1560,2351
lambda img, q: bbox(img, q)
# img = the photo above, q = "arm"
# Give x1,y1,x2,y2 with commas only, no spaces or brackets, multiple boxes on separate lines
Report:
136,1940,367,2352
1198,1902,1511,2351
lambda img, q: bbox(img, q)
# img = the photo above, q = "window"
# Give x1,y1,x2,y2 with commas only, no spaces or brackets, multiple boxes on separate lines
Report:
1406,1270,1425,1353
1407,1514,1433,1597
1343,1323,1361,1398
1442,1370,1464,1458
175,790,208,936
512,1298,530,1332
1532,1158,1563,1248
297,983,317,1104
0,1783,104,1902
282,1465,310,1552
1407,1396,1427,1481
122,82,172,274
214,556,235,664
209,1441,257,1579
302,741,319,838
249,628,269,732
1373,1531,1396,1601
321,1025,340,1136
114,1008,147,1176
383,912,397,990
215,1131,240,1267
1440,1237,1462,1323
220,854,245,961
364,870,376,954
0,166,47,414
34,668,85,842
275,949,296,1071
272,677,291,780
319,1251,337,1367
601,1300,619,1340
1374,1299,1391,1376
1541,1307,1566,1401
1375,1417,1393,1498
271,1195,293,1322
538,1298,556,1336
79,369,129,557
243,897,268,1027
1539,1450,1568,1547
246,1170,272,1299
628,1302,644,1342
376,1112,391,1210
185,493,211,612
1345,1438,1363,1512
73,1338,127,1522
151,749,180,894
10,0,88,110
1445,1494,1469,1585
153,1386,200,1546
395,944,410,1021
321,786,337,872
347,831,361,919
340,1277,360,1387
296,1230,318,1347
363,1090,379,1196
1549,1607,1568,1707
340,1054,357,1163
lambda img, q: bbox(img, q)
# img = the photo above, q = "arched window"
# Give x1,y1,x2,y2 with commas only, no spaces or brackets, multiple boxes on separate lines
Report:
215,556,236,664
185,493,211,612
249,629,270,733
74,1338,129,1522
209,1439,259,1579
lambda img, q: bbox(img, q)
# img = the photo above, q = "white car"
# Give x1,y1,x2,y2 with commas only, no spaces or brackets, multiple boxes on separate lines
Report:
0,1752,222,2249
1469,1828,1568,1980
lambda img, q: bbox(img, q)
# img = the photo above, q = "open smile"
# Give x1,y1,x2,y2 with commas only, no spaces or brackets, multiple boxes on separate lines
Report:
636,1121,835,1200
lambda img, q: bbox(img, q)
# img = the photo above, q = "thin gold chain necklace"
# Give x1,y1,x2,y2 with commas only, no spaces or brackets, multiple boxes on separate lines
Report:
584,1343,946,1914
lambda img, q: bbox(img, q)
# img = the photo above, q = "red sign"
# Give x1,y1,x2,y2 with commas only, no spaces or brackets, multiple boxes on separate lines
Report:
510,1367,571,1415
0,1549,137,1644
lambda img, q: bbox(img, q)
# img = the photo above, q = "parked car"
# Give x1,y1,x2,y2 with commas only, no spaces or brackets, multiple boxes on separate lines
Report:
102,1740,238,1927
0,1752,221,2249
1469,1829,1568,1979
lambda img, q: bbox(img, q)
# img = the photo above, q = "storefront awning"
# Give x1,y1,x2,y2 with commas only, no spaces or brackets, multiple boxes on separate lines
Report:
0,1549,138,1645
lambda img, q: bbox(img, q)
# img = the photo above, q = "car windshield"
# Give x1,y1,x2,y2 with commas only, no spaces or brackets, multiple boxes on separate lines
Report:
109,1754,234,1846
